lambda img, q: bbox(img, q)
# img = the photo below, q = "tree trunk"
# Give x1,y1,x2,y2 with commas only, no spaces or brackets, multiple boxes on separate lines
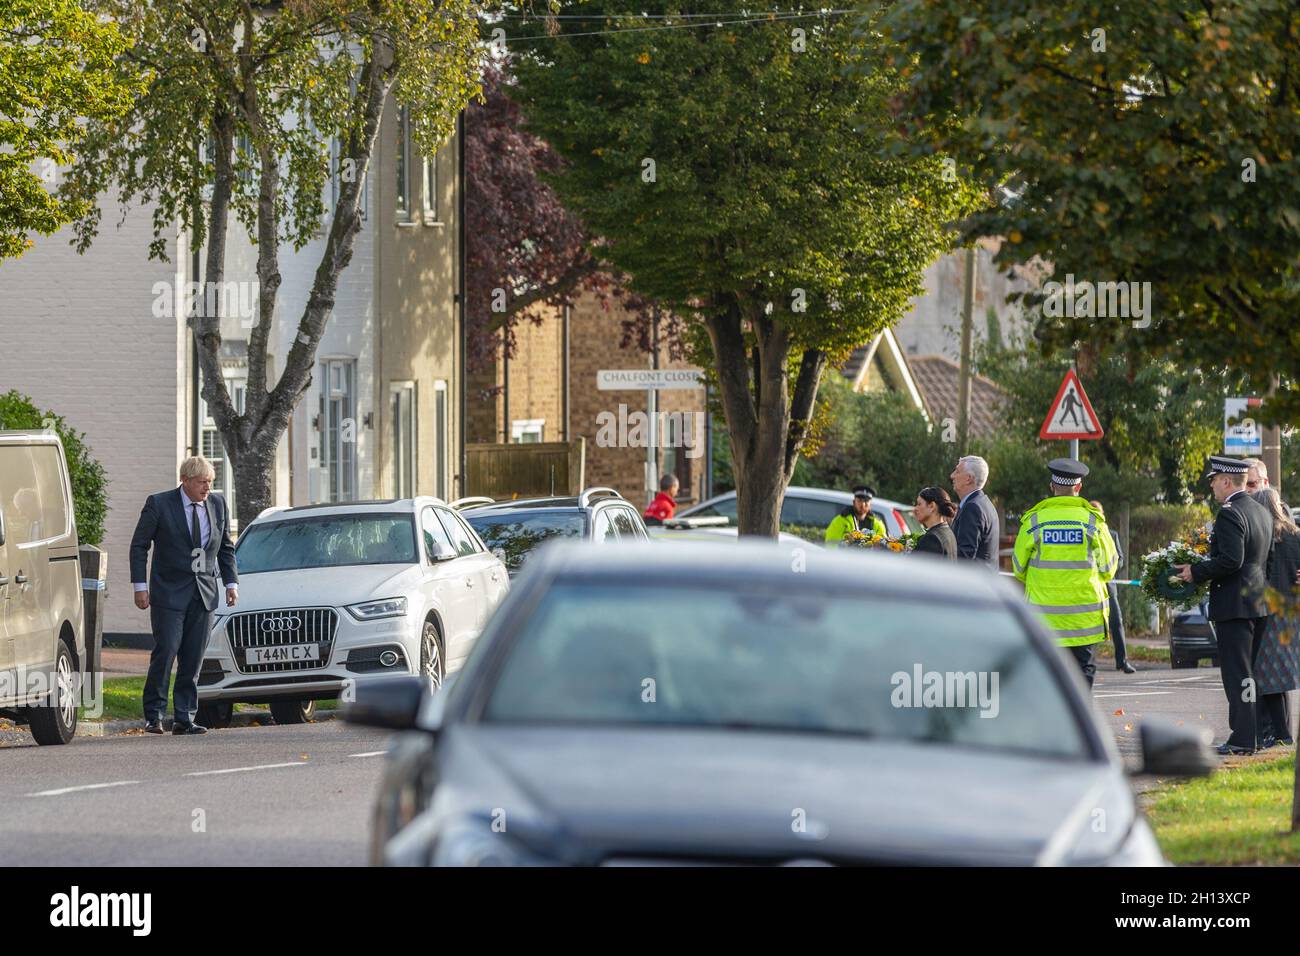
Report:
230,437,276,528
704,299,828,538
194,34,397,531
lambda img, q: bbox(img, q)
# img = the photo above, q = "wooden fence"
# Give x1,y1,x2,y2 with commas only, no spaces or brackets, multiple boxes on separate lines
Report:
465,438,586,499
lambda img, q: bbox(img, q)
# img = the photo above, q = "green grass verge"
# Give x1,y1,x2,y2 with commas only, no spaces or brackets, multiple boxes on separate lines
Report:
1147,752,1300,864
84,677,335,723
1094,643,1172,663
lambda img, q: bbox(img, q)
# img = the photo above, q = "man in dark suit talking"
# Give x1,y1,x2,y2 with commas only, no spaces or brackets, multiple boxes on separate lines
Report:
130,456,238,735
1175,455,1272,755
949,455,1000,571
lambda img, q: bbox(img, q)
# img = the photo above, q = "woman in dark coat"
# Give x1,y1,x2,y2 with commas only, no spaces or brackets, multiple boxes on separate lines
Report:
1252,488,1300,746
912,487,957,560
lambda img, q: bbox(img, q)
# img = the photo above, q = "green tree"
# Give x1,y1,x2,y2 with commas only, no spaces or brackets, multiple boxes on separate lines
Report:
976,336,1239,507
61,0,484,525
0,390,108,545
877,0,1300,421
0,0,139,259
799,377,954,503
504,3,980,535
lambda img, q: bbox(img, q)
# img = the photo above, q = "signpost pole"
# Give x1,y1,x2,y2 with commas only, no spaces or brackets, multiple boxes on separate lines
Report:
1069,438,1079,460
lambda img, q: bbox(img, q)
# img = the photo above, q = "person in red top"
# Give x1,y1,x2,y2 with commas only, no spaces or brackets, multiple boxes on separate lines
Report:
643,474,680,525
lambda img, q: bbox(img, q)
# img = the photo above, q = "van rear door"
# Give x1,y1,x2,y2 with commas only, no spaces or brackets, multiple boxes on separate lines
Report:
0,442,53,683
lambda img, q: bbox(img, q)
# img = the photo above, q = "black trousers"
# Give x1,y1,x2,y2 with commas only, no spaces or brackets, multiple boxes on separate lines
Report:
145,594,211,725
1068,644,1097,689
1214,616,1267,750
1106,583,1128,667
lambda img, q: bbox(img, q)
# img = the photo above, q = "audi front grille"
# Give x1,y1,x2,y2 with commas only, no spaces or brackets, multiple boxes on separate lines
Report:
225,607,339,674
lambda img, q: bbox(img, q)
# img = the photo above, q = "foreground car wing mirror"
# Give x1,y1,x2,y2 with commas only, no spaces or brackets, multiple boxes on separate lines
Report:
343,676,428,731
1135,718,1216,777
429,539,457,562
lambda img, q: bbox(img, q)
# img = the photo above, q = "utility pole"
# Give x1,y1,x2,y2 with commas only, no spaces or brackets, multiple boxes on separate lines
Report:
1264,374,1283,497
956,245,976,455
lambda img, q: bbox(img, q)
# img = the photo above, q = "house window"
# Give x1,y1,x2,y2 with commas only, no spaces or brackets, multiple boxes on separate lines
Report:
320,359,357,502
390,381,417,498
200,380,245,522
422,151,437,219
330,136,368,221
433,380,448,500
395,106,411,217
511,419,544,444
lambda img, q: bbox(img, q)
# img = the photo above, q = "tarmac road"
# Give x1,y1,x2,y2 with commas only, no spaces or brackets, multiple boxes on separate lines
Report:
2,654,1295,865
0,720,392,866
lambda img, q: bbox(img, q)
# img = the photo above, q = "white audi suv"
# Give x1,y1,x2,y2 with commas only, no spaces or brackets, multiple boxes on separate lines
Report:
196,498,508,727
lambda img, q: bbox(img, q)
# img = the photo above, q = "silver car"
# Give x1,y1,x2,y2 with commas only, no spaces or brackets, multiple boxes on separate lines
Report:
349,541,1213,866
678,485,920,537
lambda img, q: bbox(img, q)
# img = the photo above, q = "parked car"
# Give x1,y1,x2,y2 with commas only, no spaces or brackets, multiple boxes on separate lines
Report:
1169,605,1218,670
348,541,1214,866
0,431,87,745
647,515,814,546
678,486,920,538
195,497,507,727
458,487,649,577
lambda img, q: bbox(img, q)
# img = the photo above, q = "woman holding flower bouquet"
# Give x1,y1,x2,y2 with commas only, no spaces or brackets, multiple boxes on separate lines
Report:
1251,488,1300,747
912,487,957,560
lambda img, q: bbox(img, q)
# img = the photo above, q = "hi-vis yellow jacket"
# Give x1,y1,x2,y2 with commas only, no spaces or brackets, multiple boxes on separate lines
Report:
1012,495,1118,647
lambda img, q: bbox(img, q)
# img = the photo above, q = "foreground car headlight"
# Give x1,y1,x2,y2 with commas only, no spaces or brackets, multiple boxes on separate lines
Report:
345,597,408,621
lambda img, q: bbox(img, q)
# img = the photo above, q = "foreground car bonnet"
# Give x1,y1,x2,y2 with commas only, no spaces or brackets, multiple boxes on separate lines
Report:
440,725,1132,865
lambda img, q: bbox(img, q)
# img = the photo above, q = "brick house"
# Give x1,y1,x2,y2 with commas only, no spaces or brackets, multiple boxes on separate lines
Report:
467,288,710,511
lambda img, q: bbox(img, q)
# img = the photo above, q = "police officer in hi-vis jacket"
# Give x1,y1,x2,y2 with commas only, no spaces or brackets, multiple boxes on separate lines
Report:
1013,459,1118,689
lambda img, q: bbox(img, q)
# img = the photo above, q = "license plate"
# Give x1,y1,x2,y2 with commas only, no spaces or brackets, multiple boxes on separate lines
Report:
246,644,320,665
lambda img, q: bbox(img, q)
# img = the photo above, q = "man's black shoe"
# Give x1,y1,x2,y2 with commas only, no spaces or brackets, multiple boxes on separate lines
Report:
172,723,208,736
144,720,164,735
1278,737,1296,746
1118,662,1137,674
1215,742,1254,756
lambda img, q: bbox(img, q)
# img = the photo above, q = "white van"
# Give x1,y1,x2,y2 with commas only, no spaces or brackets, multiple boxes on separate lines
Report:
0,431,85,744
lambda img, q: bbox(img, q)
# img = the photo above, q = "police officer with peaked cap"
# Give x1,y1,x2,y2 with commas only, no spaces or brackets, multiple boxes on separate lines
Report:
1174,455,1273,754
1012,458,1118,688
824,484,887,547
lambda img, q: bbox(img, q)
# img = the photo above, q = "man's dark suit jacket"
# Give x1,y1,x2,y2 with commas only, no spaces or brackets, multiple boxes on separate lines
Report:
951,488,1000,570
130,488,238,612
1190,490,1271,621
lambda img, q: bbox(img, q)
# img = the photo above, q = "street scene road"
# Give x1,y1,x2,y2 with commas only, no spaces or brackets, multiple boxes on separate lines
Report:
3,0,1300,897
0,721,389,866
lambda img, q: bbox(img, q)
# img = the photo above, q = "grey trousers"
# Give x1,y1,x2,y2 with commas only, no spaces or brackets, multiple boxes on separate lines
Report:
145,595,211,725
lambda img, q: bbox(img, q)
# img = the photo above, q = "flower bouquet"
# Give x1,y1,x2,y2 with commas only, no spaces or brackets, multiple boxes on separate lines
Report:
842,529,888,550
1139,527,1211,610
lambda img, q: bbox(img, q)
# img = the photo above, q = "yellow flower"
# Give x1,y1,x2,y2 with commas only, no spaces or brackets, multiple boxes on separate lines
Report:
636,52,650,64
888,541,904,552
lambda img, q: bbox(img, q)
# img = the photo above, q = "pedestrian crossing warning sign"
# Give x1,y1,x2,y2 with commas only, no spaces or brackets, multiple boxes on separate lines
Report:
1039,368,1104,440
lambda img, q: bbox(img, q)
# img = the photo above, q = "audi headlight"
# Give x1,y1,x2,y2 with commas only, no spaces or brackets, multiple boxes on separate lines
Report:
345,597,408,621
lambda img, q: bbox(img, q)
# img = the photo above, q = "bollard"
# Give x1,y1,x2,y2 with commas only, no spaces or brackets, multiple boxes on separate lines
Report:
78,544,106,705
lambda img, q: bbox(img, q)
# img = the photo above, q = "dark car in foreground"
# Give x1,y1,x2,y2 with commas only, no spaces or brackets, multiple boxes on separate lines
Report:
348,542,1214,866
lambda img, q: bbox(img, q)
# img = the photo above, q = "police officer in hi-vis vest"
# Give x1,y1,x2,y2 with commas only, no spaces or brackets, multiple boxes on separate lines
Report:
1012,459,1118,688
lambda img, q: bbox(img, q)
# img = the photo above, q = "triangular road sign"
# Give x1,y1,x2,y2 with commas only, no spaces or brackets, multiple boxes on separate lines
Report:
1039,368,1104,440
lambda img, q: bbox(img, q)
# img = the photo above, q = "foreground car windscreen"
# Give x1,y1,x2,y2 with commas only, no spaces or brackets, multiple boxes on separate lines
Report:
236,514,418,572
463,512,586,572
484,584,1088,760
